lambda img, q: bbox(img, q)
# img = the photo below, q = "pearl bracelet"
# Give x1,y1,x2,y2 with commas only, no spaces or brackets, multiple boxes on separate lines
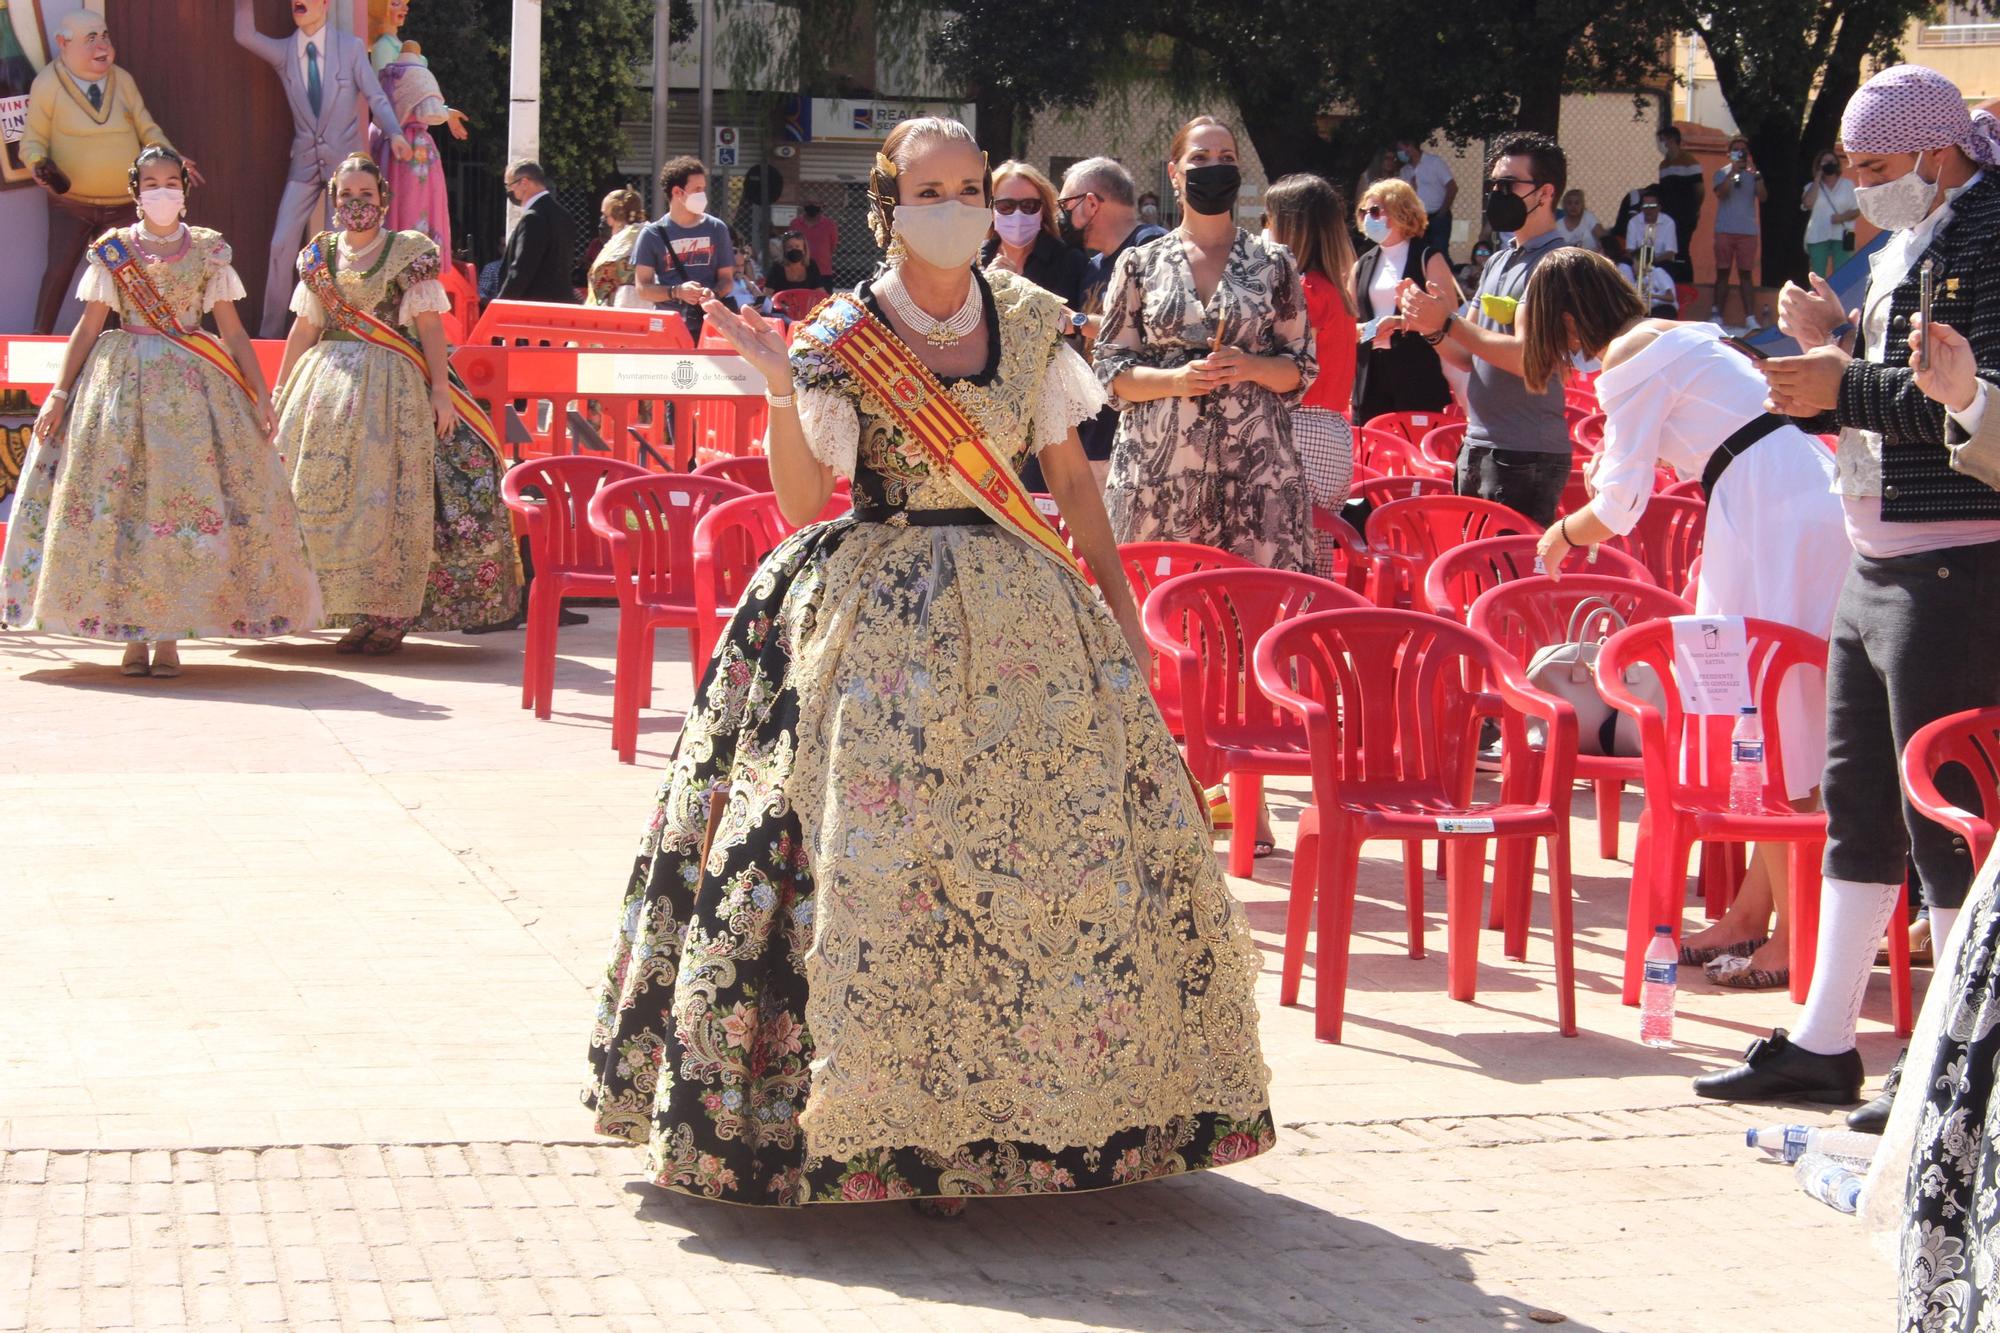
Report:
765,388,797,409
47,388,69,401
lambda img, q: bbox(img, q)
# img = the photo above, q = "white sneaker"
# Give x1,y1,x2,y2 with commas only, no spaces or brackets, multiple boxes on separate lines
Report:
1744,314,1761,331
1708,307,1724,325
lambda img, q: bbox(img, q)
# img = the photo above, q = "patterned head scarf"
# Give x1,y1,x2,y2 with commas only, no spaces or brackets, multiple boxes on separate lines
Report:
1842,64,2000,167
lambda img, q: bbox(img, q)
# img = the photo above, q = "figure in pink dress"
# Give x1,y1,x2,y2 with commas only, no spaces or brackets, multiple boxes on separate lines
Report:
365,0,467,254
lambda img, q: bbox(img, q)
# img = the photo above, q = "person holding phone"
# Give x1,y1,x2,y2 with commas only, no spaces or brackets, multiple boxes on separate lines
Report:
1706,68,2000,1163
1802,152,1859,280
1349,177,1457,423
1521,248,1847,989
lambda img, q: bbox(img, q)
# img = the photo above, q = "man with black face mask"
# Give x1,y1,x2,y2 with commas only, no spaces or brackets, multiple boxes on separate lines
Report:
1398,131,1573,524
1060,157,1164,487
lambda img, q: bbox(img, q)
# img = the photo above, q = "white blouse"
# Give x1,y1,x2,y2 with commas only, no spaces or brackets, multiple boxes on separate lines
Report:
1367,241,1408,319
1588,323,1774,535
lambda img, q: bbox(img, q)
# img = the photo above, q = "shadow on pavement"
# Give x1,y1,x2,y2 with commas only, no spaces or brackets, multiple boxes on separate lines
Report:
623,1171,1610,1332
16,660,452,719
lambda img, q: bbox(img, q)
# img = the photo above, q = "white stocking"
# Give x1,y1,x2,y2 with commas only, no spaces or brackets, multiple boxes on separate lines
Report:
1791,877,1900,1056
1930,905,1960,960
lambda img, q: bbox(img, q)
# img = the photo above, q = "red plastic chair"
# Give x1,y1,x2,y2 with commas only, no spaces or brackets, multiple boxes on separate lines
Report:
1424,536,1654,624
1354,426,1453,481
691,489,853,681
1419,422,1467,471
1361,410,1453,449
691,455,775,491
1604,495,1707,594
1254,608,1580,1041
1312,506,1404,605
1468,576,1692,869
501,456,648,719
1597,617,1830,1005
1904,706,2000,866
1555,467,1593,521
1365,496,1538,609
769,288,822,322
1142,569,1370,877
1660,477,1705,501
588,474,755,762
1090,542,1256,738
1565,387,1600,415
1571,411,1607,453
1352,474,1452,508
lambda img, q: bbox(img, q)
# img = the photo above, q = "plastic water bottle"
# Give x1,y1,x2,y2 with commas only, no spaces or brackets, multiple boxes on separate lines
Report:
1728,705,1766,814
1640,925,1676,1047
1794,1152,1865,1214
1747,1125,1880,1167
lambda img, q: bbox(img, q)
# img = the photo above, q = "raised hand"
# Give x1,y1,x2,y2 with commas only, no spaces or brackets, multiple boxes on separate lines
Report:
1777,272,1854,350
699,298,793,389
1908,317,1981,414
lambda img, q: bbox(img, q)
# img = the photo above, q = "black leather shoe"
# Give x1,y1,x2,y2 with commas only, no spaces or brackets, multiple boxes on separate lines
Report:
1692,1029,1864,1105
1847,1047,1905,1134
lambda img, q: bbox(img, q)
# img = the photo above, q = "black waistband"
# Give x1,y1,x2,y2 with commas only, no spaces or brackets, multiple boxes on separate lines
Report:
1701,413,1790,500
853,505,995,527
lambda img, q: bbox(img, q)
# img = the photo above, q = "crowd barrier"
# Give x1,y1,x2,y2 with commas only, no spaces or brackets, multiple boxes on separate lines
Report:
1,296,781,472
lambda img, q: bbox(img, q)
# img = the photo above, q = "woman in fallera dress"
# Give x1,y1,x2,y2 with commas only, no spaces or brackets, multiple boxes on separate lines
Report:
1,147,321,676
582,116,1274,1210
274,154,519,655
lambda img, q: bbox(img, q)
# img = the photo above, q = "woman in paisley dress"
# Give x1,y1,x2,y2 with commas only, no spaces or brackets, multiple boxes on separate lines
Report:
1093,116,1317,573
274,155,519,655
583,116,1274,1210
1,147,321,676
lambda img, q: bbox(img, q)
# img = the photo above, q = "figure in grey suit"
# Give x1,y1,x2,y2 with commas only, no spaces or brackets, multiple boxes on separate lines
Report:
234,0,412,337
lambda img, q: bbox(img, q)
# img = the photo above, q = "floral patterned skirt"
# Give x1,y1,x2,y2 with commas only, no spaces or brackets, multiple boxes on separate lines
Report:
1895,873,2000,1331
584,516,1274,1205
1,332,322,640
278,341,518,631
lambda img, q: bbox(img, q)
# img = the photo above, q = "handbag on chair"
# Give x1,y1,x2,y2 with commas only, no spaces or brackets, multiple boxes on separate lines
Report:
1526,598,1666,757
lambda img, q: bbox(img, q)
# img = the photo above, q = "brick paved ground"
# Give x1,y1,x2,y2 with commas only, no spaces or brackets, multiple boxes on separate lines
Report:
0,622,1908,1330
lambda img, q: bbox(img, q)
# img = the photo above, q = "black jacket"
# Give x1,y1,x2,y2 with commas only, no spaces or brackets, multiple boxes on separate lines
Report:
496,192,577,304
1810,172,2000,522
979,231,1088,308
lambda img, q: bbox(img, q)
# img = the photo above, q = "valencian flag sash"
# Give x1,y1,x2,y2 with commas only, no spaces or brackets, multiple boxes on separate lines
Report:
298,235,501,456
795,292,1084,583
92,233,257,402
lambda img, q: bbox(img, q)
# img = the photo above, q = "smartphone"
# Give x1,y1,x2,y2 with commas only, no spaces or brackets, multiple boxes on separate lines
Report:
1918,259,1937,371
1357,316,1386,343
1721,334,1770,361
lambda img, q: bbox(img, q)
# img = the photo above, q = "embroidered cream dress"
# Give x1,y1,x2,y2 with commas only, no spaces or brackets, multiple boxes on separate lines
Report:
584,268,1274,1205
276,230,519,632
1,225,321,640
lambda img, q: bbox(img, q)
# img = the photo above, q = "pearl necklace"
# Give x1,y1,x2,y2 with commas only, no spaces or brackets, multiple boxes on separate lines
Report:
134,223,190,261
882,274,982,348
338,230,386,266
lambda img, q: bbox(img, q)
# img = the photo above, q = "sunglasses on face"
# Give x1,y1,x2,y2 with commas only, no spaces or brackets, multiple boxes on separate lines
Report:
1489,177,1539,194
993,198,1044,216
1056,194,1092,211
1360,204,1387,219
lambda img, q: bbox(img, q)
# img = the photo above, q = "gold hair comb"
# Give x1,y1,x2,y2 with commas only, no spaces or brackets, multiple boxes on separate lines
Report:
874,152,898,179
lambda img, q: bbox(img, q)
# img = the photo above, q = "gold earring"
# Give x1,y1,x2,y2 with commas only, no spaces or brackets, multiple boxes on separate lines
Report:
886,234,907,265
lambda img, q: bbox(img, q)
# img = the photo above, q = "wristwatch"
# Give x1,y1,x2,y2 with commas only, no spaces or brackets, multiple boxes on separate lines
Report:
1068,311,1088,333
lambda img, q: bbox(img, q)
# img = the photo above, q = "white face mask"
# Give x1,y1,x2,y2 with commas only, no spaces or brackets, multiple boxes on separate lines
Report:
893,199,993,270
1854,151,1938,232
138,186,183,228
992,208,1041,247
680,189,708,215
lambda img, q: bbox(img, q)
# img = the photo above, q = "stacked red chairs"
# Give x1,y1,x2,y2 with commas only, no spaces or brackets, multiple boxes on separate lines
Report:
1556,468,1593,521
1419,421,1467,471
1468,577,1692,873
588,475,756,763
1660,477,1705,501
769,289,822,322
1364,496,1538,611
1564,386,1600,415
691,455,774,491
1597,618,1830,1005
1254,608,1580,1042
501,456,647,719
691,489,853,683
1353,475,1451,508
1424,536,1654,625
1354,426,1453,481
1088,542,1254,739
1604,494,1706,594
1141,569,1369,877
1360,410,1453,449
1904,706,2000,865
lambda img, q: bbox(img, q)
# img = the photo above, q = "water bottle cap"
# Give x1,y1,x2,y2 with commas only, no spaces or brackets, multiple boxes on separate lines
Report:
1745,1128,1755,1146
1739,704,1757,715
1653,924,1673,935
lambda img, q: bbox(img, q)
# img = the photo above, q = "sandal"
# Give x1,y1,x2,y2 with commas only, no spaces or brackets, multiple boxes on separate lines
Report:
334,626,374,655
1680,936,1766,967
1705,953,1789,991
1253,838,1277,859
360,630,408,656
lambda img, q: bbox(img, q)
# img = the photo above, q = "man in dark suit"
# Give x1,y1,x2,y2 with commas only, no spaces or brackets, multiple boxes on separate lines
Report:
495,160,576,303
